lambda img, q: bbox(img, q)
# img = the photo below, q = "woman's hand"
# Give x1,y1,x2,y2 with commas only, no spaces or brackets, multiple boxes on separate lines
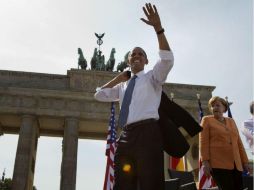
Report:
243,163,250,174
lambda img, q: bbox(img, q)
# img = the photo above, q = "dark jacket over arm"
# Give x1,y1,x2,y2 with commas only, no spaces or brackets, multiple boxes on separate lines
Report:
158,91,202,157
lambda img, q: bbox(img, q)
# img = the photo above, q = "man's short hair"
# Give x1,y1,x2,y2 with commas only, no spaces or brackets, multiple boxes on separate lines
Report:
129,47,147,59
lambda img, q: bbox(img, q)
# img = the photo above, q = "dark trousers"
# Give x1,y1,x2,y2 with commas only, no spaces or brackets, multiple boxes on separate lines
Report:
212,167,243,190
113,119,164,190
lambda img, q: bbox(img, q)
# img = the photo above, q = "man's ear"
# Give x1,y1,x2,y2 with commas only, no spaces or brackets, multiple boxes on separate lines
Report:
145,59,149,65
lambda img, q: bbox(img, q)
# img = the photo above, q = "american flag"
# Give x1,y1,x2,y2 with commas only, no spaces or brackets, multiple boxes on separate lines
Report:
198,96,216,190
103,102,117,190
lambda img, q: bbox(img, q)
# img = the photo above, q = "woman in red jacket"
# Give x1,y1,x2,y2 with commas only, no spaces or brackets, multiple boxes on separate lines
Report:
200,96,249,190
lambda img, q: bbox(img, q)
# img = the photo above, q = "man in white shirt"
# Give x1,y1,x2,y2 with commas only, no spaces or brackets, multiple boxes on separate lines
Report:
94,3,174,190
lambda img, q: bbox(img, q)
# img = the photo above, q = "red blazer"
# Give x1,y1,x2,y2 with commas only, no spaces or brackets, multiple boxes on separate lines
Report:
200,115,248,171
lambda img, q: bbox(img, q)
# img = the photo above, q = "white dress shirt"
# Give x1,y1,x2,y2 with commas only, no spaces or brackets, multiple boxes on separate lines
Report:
94,50,174,125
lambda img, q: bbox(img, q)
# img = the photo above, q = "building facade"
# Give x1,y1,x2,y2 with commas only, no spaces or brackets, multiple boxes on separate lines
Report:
0,69,215,190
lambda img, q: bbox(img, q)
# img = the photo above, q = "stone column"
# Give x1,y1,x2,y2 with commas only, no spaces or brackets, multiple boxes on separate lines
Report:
60,117,79,190
12,115,38,190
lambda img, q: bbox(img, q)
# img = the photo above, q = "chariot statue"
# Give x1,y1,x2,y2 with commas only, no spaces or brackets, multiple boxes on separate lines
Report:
90,48,107,71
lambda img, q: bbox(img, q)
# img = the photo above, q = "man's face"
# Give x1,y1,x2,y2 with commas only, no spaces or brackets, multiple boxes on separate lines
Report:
128,47,148,74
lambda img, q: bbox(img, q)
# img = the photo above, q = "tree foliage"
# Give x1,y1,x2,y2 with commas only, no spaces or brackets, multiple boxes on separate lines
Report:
0,178,37,190
0,178,12,190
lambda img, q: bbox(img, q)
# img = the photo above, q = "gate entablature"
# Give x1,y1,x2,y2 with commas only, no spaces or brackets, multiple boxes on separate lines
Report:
0,69,214,140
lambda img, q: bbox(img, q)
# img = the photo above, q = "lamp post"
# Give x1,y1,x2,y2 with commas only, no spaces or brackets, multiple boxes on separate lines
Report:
0,168,6,189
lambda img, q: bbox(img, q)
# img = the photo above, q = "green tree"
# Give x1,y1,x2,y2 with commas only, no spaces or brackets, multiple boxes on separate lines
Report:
0,178,12,190
0,178,37,190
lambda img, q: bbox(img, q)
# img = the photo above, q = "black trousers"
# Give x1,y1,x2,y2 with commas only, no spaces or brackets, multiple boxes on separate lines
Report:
212,167,243,190
113,119,164,190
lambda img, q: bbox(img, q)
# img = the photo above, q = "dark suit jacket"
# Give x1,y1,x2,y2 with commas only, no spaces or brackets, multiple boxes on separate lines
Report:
158,91,202,157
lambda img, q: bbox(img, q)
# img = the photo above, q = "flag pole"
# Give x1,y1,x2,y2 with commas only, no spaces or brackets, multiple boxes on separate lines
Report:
103,102,117,190
225,96,233,118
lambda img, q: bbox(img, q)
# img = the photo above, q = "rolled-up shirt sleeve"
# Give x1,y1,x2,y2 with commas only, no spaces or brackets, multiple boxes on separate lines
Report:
94,85,120,102
152,50,174,84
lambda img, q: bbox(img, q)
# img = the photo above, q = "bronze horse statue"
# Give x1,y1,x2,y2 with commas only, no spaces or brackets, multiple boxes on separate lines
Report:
105,48,116,71
78,48,87,70
117,51,130,72
90,48,97,70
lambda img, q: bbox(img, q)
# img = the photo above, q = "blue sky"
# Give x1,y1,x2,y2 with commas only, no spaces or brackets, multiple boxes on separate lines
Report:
0,0,253,189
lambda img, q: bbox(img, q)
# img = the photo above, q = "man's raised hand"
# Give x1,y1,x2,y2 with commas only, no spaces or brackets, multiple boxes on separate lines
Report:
141,3,162,32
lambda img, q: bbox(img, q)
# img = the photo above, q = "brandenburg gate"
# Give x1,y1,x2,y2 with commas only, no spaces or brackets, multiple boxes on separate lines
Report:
0,69,214,190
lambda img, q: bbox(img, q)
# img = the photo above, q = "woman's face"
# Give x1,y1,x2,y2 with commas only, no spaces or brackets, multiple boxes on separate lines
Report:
211,100,226,117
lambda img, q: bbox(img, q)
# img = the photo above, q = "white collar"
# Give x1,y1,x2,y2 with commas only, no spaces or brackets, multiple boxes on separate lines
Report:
132,70,145,78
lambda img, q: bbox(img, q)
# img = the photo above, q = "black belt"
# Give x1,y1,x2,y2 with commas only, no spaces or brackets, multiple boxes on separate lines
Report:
124,118,157,130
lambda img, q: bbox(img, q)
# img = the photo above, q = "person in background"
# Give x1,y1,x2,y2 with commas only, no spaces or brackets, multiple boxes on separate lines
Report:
200,96,249,190
94,3,173,190
242,101,254,155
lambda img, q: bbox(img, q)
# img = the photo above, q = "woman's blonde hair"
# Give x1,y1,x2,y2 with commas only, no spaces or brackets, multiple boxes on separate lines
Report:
208,96,228,113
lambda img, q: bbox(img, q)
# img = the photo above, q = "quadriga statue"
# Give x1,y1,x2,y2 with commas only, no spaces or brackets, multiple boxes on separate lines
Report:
117,51,130,72
90,48,106,71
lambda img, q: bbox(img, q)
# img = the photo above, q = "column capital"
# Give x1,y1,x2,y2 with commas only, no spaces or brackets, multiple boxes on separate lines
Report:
21,114,36,121
21,114,39,137
64,117,79,129
64,117,79,122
